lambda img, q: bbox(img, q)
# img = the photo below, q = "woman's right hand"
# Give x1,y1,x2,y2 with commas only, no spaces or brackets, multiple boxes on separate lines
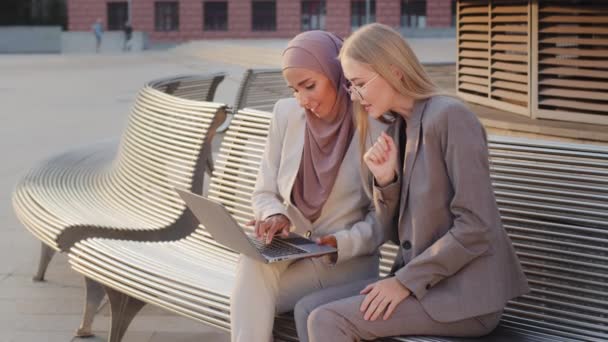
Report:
248,214,291,244
364,132,398,187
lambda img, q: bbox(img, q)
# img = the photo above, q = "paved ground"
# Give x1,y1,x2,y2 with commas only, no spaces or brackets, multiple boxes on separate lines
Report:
0,38,455,342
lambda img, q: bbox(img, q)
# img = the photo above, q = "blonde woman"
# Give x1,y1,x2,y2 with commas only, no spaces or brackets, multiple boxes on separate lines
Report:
230,30,390,342
294,23,530,342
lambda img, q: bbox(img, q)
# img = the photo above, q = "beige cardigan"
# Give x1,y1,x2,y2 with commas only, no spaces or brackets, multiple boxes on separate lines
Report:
252,98,390,264
373,95,530,322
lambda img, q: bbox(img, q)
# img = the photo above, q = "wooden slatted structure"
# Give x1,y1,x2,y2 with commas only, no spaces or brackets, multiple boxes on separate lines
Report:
457,0,532,116
457,0,608,126
535,0,608,125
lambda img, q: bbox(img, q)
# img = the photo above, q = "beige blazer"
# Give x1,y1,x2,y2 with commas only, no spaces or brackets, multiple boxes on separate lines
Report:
252,98,390,264
372,95,530,322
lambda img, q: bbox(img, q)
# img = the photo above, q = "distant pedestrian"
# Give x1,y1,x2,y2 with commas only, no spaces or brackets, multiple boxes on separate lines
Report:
123,21,133,51
92,18,103,53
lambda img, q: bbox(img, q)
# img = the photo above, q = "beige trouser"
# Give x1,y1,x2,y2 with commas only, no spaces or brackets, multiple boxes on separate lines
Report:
297,277,503,342
230,253,379,342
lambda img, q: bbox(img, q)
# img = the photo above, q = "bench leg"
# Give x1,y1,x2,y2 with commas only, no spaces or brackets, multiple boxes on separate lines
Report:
104,286,146,342
75,277,106,337
32,242,55,282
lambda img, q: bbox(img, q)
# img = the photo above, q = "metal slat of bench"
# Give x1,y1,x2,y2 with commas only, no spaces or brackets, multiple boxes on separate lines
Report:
68,130,608,341
12,75,227,287
217,69,294,133
488,136,608,342
70,240,234,330
235,69,293,112
148,73,226,102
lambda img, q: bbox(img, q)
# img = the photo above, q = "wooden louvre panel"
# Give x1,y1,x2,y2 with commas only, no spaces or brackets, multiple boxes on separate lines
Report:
536,0,608,125
457,0,531,116
490,0,530,110
458,1,491,97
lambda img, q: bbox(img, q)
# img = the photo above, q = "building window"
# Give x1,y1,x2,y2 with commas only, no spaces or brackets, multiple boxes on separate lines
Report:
351,0,375,30
401,0,426,28
1,0,67,29
252,1,276,31
204,1,228,31
301,1,326,31
155,1,179,32
107,2,128,30
451,0,457,27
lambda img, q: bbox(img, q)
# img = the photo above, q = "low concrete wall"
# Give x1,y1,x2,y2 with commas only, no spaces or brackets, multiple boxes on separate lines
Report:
400,27,456,38
0,27,148,54
61,31,149,53
0,26,62,53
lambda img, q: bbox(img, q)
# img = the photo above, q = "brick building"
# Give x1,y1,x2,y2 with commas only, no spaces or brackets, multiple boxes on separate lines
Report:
67,0,455,42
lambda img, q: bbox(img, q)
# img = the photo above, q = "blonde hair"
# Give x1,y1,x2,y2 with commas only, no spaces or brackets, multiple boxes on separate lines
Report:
339,23,442,155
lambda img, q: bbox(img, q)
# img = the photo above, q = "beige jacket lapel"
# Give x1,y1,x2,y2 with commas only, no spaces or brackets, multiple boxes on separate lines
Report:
277,107,305,202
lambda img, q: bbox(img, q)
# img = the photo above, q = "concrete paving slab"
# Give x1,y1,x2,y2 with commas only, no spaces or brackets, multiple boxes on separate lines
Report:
148,331,230,342
4,331,78,342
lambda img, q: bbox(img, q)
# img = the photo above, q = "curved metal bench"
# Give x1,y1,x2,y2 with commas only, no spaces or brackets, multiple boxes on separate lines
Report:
69,107,269,340
69,124,608,341
233,69,292,112
379,136,608,342
12,75,228,283
148,73,225,102
217,68,293,133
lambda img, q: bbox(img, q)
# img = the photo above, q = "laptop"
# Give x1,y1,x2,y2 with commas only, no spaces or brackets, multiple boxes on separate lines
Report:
176,189,337,263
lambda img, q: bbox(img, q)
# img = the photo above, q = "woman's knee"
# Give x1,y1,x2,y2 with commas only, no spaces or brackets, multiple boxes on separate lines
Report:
307,306,343,339
294,294,319,328
232,256,277,297
236,255,276,280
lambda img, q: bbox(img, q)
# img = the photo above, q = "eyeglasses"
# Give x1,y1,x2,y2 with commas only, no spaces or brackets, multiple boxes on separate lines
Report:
343,73,379,101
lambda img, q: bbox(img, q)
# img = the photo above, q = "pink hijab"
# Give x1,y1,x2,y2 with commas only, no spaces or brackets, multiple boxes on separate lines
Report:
282,31,354,222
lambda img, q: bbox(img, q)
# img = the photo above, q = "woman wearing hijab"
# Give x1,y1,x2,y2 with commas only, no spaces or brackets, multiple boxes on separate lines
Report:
229,31,390,342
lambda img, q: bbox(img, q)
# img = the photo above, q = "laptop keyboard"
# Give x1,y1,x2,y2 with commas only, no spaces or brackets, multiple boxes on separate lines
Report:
247,236,308,258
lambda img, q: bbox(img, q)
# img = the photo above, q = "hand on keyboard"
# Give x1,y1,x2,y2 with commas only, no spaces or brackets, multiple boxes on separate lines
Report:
246,214,291,245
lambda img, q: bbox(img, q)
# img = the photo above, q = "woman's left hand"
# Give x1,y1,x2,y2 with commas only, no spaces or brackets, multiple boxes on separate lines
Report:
360,277,411,321
316,235,338,263
316,235,337,248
